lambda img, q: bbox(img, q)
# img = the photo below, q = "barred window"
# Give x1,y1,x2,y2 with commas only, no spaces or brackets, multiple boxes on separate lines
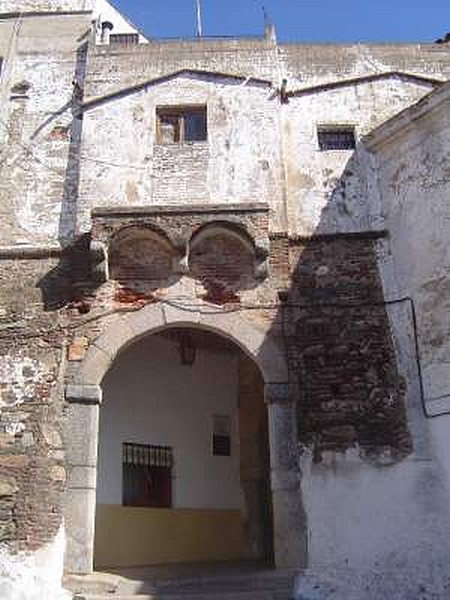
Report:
110,33,139,45
212,415,231,457
318,127,356,151
122,443,173,508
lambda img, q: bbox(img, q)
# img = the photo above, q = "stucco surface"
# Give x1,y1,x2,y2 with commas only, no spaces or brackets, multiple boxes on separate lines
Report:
2,1,450,596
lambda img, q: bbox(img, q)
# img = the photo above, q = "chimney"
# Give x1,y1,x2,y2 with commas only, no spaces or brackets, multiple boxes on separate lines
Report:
100,20,114,44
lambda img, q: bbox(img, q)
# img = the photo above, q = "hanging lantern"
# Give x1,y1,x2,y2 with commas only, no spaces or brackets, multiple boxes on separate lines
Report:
178,331,196,366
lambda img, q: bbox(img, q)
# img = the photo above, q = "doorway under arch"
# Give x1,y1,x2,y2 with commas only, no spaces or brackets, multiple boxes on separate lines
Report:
93,326,274,568
63,301,306,575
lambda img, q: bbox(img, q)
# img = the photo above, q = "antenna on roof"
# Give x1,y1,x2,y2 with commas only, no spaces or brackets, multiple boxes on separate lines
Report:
196,0,203,37
262,5,270,28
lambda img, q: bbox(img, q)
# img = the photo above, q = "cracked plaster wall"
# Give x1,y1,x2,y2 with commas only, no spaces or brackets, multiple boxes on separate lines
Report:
0,12,90,245
1,4,450,594
294,85,450,583
368,89,450,411
78,76,284,231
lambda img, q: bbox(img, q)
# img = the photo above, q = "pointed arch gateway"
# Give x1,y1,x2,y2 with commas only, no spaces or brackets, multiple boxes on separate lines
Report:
63,301,306,575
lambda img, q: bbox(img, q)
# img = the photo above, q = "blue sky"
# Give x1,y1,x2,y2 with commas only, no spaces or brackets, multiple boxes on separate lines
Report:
112,0,449,43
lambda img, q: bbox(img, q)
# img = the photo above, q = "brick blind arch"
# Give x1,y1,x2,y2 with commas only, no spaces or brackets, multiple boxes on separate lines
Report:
189,225,256,303
108,226,175,289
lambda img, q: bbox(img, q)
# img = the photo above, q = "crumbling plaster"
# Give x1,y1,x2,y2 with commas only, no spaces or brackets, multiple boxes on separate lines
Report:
0,12,90,245
77,73,440,240
282,78,435,235
1,4,450,596
0,526,70,600
366,84,450,413
78,75,283,231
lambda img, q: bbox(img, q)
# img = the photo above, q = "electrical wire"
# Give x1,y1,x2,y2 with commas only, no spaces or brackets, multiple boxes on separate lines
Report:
0,292,443,418
0,117,148,173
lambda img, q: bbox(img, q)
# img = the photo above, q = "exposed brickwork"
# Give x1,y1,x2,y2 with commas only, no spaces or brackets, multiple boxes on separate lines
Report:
63,229,410,466
285,236,411,462
109,230,173,289
91,205,270,248
0,258,66,551
2,3,447,582
190,233,255,302
152,143,209,204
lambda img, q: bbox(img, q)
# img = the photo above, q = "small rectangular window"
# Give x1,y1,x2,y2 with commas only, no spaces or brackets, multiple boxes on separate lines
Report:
156,106,207,144
212,415,231,457
318,127,356,151
122,443,173,508
110,33,139,45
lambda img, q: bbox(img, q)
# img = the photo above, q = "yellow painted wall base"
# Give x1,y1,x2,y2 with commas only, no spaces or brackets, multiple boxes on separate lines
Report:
94,505,244,568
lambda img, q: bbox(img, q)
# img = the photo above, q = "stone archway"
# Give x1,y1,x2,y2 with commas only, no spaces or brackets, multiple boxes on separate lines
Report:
63,301,306,575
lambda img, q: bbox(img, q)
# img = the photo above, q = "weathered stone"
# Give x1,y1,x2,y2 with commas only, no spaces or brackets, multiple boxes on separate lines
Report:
0,433,16,449
20,432,35,448
1,0,450,595
0,522,16,542
67,337,89,362
40,424,62,448
0,455,30,468
0,479,18,496
50,465,66,482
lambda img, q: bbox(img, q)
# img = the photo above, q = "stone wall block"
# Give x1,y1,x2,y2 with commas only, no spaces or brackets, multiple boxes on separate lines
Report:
70,345,112,387
91,318,134,358
268,402,297,472
63,403,99,468
163,301,201,327
123,303,165,337
64,487,97,574
272,487,307,568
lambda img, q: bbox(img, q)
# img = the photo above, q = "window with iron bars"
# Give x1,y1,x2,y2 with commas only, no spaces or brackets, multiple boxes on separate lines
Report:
110,33,139,45
122,443,173,508
317,127,356,151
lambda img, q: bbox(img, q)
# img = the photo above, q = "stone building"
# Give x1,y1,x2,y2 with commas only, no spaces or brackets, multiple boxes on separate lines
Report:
0,1,450,598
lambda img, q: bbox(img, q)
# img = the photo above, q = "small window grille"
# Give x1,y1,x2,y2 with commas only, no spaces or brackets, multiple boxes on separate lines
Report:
122,443,173,508
110,33,139,45
156,106,207,144
212,415,231,457
318,128,356,151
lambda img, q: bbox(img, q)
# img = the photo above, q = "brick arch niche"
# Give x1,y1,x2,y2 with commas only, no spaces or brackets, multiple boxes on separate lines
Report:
189,223,261,302
63,301,306,575
108,225,177,290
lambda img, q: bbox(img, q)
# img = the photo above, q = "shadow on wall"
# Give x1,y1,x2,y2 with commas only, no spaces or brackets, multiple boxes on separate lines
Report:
37,233,104,311
58,41,89,245
37,120,414,456
265,137,413,467
34,40,92,309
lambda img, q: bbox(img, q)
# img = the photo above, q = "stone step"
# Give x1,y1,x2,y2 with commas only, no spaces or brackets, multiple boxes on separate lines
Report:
77,590,293,600
69,566,296,600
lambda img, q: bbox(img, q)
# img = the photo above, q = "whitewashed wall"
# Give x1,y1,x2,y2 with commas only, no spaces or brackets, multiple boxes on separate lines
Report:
78,75,283,231
78,73,437,237
293,83,450,587
366,85,450,417
282,78,434,235
97,334,241,510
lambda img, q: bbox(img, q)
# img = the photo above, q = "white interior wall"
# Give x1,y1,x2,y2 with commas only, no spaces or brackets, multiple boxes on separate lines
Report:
97,333,241,510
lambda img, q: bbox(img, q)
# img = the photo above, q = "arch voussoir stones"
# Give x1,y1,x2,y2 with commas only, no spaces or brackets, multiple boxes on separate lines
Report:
63,299,303,574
